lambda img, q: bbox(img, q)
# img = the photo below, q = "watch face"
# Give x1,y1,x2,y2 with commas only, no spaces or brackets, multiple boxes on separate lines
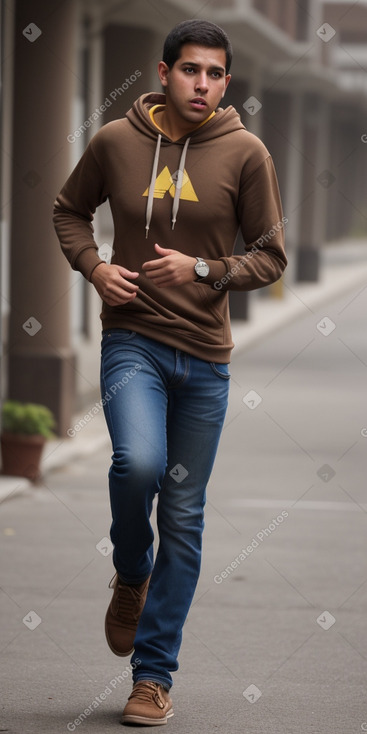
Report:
195,261,209,278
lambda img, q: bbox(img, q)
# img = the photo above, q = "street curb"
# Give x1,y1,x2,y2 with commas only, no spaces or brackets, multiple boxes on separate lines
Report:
0,476,33,504
42,427,110,474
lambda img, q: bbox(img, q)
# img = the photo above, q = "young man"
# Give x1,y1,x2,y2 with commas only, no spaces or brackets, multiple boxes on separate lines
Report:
54,19,287,726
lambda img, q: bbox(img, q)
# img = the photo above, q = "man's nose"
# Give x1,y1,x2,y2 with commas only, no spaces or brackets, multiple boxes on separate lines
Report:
195,73,208,92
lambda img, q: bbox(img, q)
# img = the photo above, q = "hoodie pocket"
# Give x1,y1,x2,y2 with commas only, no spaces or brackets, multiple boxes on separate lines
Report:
195,284,225,325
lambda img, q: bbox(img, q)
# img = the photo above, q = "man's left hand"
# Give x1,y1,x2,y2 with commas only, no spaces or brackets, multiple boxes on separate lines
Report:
142,243,197,287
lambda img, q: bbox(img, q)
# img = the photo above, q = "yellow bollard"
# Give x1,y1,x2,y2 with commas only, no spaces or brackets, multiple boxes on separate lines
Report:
269,277,284,299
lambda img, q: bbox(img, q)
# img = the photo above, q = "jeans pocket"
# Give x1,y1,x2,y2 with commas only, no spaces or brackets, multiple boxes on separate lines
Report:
209,362,231,380
102,329,137,342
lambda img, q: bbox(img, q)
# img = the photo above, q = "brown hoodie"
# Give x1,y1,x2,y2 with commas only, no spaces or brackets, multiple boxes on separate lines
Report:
53,92,287,362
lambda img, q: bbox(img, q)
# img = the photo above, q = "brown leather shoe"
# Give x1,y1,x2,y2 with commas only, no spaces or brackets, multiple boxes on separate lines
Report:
121,680,174,726
105,573,150,656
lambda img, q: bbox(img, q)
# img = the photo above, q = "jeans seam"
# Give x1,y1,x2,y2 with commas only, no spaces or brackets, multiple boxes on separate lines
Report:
100,358,116,448
168,351,189,389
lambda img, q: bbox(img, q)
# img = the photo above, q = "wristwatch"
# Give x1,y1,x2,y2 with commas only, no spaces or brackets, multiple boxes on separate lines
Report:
194,257,210,281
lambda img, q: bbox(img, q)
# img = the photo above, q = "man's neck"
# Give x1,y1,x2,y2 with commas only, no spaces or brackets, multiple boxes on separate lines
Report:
153,108,194,141
153,106,214,141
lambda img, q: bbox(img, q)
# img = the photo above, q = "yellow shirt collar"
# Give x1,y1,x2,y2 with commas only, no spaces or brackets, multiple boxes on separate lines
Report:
149,104,215,135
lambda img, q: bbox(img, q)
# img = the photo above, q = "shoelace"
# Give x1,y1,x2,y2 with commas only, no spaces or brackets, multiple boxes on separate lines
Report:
109,574,144,626
129,682,165,709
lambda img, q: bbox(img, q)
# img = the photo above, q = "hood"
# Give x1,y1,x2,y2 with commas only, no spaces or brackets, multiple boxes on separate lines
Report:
125,93,245,237
126,92,245,144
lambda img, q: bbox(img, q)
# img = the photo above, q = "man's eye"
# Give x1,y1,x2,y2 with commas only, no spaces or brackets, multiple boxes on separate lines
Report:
184,68,194,73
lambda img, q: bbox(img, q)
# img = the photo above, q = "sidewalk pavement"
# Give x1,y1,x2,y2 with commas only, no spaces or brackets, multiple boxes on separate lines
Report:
1,238,366,503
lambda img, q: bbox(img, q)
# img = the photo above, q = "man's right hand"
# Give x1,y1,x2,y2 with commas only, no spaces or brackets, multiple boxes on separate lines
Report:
90,263,139,306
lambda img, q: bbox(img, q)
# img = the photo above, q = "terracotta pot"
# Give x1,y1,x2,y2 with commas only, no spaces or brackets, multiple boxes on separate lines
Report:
1,432,46,482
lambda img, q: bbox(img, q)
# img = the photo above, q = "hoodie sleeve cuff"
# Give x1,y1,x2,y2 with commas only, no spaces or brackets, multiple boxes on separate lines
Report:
195,259,227,287
74,247,104,281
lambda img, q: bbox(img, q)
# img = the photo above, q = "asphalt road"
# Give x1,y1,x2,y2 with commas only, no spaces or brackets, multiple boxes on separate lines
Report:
1,283,367,734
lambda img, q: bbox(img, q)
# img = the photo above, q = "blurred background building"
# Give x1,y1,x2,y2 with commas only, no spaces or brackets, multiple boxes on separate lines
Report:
1,0,367,435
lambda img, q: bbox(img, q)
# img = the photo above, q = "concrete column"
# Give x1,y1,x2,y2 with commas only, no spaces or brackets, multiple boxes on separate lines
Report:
261,89,292,296
283,0,298,38
311,98,330,247
283,92,304,281
354,110,367,235
8,0,77,435
326,102,341,241
296,93,330,281
1,0,15,406
102,24,159,124
69,5,108,401
242,61,263,138
228,231,250,322
333,110,367,240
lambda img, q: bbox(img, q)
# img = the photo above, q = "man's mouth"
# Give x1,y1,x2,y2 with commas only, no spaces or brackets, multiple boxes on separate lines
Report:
189,98,207,110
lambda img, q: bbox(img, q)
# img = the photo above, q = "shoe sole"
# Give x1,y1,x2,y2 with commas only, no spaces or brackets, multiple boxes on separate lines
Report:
105,617,134,657
121,709,174,726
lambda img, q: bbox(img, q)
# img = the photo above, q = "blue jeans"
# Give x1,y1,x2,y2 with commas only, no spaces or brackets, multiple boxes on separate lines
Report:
100,329,230,690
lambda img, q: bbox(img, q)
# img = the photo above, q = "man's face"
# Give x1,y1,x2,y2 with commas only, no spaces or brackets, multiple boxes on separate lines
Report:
158,44,231,125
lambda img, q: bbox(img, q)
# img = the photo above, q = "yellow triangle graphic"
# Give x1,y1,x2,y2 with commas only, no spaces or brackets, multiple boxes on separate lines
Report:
143,166,198,202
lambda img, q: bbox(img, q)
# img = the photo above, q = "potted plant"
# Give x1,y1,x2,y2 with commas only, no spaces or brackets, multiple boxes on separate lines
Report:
1,400,56,481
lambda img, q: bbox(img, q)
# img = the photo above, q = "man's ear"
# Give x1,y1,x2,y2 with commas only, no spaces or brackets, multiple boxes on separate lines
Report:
157,61,170,87
222,73,231,97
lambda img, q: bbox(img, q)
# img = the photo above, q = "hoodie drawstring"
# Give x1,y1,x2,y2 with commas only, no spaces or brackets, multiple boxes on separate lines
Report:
171,137,190,231
145,135,191,238
145,134,162,239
